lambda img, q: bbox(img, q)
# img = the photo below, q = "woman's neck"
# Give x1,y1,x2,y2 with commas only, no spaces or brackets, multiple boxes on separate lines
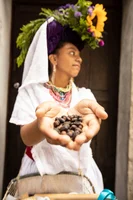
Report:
50,76,71,88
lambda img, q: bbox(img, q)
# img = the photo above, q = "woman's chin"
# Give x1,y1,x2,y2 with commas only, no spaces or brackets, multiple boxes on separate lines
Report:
71,72,80,78
73,74,79,78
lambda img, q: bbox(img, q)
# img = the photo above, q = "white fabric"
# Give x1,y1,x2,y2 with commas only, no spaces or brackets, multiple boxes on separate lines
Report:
10,83,103,194
31,140,93,176
21,17,54,88
36,197,50,200
5,195,17,200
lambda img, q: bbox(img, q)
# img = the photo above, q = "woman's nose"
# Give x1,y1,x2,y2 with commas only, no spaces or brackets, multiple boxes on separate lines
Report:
76,55,82,64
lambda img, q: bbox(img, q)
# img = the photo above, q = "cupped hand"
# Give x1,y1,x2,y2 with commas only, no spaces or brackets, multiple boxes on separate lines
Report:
66,99,108,150
35,101,72,146
68,99,108,119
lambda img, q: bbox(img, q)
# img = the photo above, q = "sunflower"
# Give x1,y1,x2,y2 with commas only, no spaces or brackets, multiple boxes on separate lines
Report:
86,4,107,38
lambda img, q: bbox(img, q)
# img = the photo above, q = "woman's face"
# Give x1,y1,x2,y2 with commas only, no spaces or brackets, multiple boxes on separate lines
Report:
55,43,82,79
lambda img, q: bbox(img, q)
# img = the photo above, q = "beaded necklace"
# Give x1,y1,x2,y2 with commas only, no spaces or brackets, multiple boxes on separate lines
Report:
44,80,72,108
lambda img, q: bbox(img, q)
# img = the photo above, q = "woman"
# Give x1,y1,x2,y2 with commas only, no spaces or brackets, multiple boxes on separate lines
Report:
9,1,108,196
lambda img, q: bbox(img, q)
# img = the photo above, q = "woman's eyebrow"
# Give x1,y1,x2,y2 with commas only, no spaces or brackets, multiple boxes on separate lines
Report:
67,47,77,50
67,47,78,51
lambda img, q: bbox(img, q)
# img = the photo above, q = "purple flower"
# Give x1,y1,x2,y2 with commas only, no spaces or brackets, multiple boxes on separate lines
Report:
99,40,105,46
92,32,95,37
87,6,93,16
74,11,82,18
58,4,73,10
71,5,76,10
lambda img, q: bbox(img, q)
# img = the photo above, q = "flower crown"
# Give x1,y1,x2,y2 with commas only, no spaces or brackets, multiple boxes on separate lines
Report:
16,0,107,67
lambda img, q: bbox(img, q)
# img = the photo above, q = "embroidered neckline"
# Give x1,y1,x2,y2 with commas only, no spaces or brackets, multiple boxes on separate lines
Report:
47,80,72,93
44,81,73,107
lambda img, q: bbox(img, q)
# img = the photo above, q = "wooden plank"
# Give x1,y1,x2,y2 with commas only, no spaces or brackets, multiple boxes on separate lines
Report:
31,194,98,200
20,193,113,200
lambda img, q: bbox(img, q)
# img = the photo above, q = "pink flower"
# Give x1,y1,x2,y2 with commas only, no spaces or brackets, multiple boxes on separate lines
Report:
99,40,104,46
87,28,92,33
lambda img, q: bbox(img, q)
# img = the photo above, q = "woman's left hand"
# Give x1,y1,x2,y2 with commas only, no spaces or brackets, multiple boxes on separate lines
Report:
66,99,108,151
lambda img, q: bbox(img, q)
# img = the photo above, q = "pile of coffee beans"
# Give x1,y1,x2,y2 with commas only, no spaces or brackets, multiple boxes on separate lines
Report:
53,115,83,141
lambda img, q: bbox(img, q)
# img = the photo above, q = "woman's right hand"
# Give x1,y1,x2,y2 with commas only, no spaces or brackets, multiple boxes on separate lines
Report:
35,101,72,146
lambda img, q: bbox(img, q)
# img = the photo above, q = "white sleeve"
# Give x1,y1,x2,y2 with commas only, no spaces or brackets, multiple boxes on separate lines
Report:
9,86,37,125
78,87,96,101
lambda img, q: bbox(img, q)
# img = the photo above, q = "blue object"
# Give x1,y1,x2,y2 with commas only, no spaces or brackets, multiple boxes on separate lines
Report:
98,189,117,200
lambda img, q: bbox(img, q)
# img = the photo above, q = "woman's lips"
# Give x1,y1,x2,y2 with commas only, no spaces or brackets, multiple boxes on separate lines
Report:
72,64,81,69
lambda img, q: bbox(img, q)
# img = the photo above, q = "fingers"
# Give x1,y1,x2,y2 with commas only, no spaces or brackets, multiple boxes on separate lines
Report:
67,107,81,116
39,117,72,146
74,134,87,145
79,99,108,120
36,101,61,118
58,134,72,146
84,115,100,139
66,141,81,151
74,114,100,146
44,125,91,151
44,123,83,151
96,108,108,120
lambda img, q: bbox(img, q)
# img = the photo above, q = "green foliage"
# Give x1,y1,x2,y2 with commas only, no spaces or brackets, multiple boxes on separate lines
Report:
77,0,92,7
16,18,45,67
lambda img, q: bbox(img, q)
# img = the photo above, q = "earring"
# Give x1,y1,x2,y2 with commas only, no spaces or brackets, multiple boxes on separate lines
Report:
51,64,56,84
53,65,56,72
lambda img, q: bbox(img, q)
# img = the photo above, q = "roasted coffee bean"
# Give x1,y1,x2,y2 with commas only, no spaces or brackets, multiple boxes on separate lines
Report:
63,122,70,129
65,116,71,121
78,117,83,122
71,133,77,141
72,130,81,141
76,127,82,133
55,117,60,121
67,130,75,137
78,124,83,129
59,123,70,132
58,117,66,123
71,117,78,122
72,121,82,126
54,120,60,127
70,124,77,130
74,130,81,135
59,126,67,132
61,115,67,121
56,124,64,132
60,131,67,135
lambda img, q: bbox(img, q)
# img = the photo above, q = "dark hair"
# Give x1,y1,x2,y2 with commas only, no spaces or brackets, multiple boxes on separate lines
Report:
47,20,84,55
52,41,71,54
48,41,69,76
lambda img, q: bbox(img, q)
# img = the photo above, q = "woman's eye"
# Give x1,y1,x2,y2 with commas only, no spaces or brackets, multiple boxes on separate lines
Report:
69,51,75,56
